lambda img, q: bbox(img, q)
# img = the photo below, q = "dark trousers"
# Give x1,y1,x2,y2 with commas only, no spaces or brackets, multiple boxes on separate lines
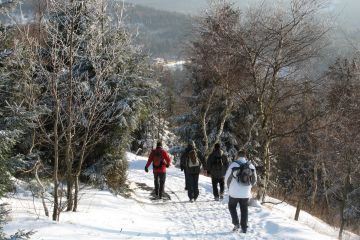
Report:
154,172,166,197
211,176,225,198
184,170,189,190
228,197,249,230
187,173,199,200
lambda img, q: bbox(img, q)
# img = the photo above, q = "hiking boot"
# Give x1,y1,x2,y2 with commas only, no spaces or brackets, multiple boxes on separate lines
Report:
219,195,224,200
189,198,194,202
241,225,248,233
153,195,161,200
214,196,219,201
232,224,240,232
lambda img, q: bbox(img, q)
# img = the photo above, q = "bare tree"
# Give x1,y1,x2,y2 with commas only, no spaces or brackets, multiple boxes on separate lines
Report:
235,0,329,200
323,58,360,239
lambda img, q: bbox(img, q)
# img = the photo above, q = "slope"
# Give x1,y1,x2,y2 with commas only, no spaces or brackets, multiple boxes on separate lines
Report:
3,152,359,239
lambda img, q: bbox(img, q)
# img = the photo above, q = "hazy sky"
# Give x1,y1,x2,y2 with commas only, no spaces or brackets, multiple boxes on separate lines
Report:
332,0,360,27
124,0,360,28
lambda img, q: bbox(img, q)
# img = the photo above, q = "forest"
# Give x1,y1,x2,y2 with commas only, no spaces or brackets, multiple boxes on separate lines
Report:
0,0,360,239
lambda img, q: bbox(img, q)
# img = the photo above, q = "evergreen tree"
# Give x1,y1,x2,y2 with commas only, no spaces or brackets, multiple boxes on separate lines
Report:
1,0,159,221
177,1,250,161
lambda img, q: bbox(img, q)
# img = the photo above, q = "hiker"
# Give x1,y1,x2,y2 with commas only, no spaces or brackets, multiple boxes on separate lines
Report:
144,141,172,199
180,145,190,191
180,141,203,202
224,149,257,233
206,143,229,201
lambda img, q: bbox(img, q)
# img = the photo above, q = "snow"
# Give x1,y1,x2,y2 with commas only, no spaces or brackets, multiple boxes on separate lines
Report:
3,152,360,240
163,61,186,70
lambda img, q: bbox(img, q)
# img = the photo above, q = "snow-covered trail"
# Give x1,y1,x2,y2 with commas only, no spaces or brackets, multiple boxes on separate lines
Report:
126,153,337,240
3,152,358,240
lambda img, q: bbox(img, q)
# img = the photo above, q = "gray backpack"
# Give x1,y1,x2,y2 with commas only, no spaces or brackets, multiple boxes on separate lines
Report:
231,161,255,185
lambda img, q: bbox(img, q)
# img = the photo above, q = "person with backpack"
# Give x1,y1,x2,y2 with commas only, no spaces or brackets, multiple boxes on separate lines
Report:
180,141,203,202
207,143,229,201
180,144,191,191
144,141,172,199
224,149,257,233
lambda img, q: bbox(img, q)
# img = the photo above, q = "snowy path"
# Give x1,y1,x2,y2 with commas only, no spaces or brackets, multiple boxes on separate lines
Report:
3,152,359,240
126,153,338,240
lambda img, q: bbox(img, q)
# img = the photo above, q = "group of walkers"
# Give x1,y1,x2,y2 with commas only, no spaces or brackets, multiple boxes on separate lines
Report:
144,141,257,234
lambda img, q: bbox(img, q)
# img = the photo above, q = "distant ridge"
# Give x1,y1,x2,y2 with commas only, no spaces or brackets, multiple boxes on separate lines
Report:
124,0,360,27
122,0,207,15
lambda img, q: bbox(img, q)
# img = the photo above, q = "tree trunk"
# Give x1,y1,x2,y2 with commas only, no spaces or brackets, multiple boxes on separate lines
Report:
52,97,60,221
73,136,88,212
294,198,302,221
201,89,214,161
310,162,318,208
157,105,161,140
321,162,330,208
338,197,345,240
73,174,80,212
66,178,74,211
213,98,233,151
261,138,271,202
35,160,49,217
29,129,36,154
65,4,75,211
201,89,232,163
339,171,351,240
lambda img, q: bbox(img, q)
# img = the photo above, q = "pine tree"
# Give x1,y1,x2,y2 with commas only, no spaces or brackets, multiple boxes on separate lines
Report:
1,0,158,221
177,1,249,161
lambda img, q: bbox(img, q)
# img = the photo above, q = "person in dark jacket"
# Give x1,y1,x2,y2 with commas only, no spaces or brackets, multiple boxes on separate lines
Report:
145,141,172,199
180,141,203,202
207,143,229,200
180,144,190,191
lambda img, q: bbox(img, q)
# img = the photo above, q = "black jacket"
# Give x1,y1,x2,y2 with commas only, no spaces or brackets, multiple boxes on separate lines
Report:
207,149,229,178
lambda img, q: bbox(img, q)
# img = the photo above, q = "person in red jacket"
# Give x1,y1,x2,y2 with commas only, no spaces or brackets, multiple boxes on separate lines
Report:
145,141,172,199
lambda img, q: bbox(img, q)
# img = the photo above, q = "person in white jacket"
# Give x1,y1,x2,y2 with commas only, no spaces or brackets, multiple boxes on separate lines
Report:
224,149,257,233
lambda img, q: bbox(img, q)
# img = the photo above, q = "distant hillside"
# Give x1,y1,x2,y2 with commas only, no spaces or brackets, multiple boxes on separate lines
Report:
124,0,360,29
1,1,193,59
123,0,207,15
122,0,254,15
125,4,193,59
4,0,359,59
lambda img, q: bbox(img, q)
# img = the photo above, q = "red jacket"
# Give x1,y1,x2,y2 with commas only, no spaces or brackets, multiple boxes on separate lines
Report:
145,147,172,173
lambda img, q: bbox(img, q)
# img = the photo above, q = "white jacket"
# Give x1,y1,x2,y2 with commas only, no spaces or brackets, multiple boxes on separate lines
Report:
225,157,257,199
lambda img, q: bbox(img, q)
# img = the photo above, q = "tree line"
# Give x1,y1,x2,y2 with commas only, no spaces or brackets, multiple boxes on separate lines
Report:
0,0,163,228
174,0,360,238
1,0,360,239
